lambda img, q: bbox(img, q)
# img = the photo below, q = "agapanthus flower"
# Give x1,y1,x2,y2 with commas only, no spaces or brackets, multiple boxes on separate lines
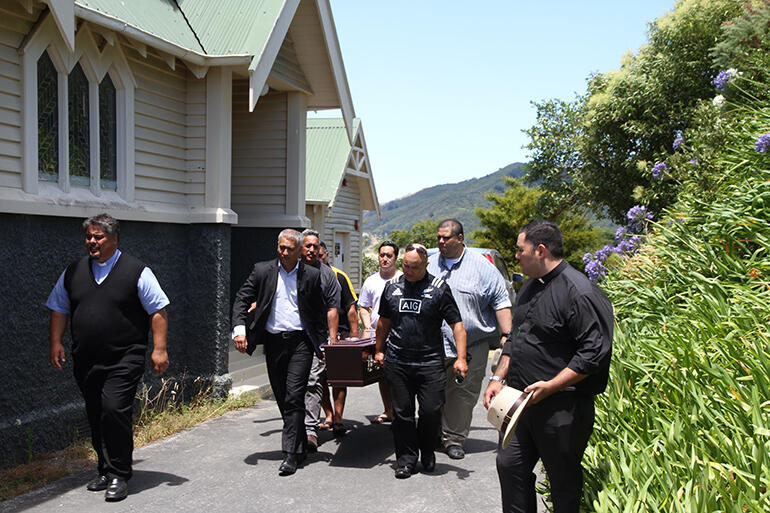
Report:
582,252,592,265
712,95,725,108
584,259,608,283
689,158,699,165
626,205,653,228
672,137,684,150
754,133,770,153
712,69,736,91
615,226,628,241
652,162,667,179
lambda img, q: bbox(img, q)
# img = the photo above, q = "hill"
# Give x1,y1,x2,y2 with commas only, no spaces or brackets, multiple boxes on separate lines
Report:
363,162,527,237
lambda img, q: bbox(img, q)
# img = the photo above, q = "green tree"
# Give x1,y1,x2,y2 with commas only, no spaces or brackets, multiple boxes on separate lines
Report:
389,219,439,250
525,0,742,223
472,178,609,273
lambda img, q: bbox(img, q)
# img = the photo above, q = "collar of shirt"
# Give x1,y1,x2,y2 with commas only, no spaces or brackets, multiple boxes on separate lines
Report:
536,260,567,285
91,249,121,284
439,245,467,270
278,259,299,276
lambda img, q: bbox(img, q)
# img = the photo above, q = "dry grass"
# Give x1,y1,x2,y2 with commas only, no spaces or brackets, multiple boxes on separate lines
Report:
0,440,96,502
0,386,261,502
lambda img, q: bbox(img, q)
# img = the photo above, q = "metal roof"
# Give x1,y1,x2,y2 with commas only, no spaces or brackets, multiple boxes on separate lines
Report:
306,118,360,203
176,0,284,56
76,0,287,57
76,0,206,53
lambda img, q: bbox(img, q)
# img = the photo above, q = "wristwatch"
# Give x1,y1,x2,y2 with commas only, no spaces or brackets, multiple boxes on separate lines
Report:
489,375,505,385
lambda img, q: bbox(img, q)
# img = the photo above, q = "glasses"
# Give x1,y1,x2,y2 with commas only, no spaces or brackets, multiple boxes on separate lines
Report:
437,235,456,241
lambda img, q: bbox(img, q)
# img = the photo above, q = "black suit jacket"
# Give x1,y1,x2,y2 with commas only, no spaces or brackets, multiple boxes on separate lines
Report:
231,258,327,357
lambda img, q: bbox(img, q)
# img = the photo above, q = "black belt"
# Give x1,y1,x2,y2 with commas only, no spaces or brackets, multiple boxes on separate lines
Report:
268,330,304,340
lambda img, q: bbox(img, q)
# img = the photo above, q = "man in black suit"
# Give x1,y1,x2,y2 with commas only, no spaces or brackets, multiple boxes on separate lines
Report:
231,229,327,475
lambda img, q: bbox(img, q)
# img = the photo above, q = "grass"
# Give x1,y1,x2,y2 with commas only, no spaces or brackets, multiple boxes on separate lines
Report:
0,384,261,502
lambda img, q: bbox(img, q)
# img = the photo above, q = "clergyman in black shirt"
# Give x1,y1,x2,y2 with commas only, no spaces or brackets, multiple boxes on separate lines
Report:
484,220,613,513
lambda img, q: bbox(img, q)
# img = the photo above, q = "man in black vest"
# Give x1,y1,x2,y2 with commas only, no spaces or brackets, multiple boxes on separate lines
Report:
47,213,170,502
231,228,327,475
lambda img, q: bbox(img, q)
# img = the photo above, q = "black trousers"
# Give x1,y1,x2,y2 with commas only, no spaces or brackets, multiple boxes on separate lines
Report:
385,361,445,468
73,354,145,480
496,393,595,513
264,331,314,455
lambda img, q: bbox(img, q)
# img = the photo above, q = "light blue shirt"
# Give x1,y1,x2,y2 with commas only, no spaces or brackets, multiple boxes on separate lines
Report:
427,247,512,356
264,261,304,333
46,249,170,315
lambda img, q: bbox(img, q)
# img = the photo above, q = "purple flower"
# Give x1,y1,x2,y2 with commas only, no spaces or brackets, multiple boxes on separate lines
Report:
585,259,608,283
595,245,614,261
673,137,684,150
755,133,770,153
615,226,628,241
689,158,699,165
652,162,667,179
583,252,592,264
626,205,653,226
712,70,734,91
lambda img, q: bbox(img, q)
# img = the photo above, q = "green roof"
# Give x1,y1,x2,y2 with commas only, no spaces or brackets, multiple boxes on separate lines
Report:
306,118,360,203
76,0,285,57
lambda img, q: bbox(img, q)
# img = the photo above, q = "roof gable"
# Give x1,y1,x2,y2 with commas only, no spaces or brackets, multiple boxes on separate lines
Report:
306,118,379,215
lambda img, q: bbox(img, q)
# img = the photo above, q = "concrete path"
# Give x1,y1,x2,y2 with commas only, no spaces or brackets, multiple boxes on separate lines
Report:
2,366,548,513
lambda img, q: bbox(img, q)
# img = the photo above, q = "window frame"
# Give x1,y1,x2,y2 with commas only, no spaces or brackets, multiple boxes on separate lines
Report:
22,15,135,201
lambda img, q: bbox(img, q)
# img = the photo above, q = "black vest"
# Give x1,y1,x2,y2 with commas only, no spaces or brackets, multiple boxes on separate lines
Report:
64,254,149,361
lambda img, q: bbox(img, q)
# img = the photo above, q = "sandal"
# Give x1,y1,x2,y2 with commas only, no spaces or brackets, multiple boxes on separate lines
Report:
332,422,346,436
371,413,394,424
317,420,332,431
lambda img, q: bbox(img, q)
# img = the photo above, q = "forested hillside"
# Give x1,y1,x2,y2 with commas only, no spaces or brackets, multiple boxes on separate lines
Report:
363,162,526,236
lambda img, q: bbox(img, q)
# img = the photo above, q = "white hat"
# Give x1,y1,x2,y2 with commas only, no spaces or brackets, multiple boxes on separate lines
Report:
487,386,532,448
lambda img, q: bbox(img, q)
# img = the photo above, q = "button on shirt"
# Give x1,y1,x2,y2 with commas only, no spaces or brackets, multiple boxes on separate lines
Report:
264,261,304,334
46,249,170,315
427,248,512,356
503,261,613,396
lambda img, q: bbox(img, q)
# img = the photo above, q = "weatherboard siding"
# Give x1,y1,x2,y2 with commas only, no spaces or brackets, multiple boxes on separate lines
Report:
129,49,191,205
231,87,288,220
0,4,32,190
326,177,363,288
185,75,206,205
271,35,311,94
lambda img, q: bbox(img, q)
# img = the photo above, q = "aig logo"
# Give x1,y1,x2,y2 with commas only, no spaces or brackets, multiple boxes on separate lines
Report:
399,298,422,314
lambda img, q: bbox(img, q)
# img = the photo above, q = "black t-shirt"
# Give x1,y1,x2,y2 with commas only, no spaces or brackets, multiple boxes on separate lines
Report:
334,268,357,335
502,261,613,396
379,272,461,366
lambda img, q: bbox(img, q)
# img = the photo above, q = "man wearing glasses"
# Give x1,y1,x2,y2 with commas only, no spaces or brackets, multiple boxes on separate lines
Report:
427,219,513,460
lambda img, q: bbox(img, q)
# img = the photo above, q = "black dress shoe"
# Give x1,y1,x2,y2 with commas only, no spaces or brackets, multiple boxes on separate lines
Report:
278,453,305,475
104,477,127,501
394,465,413,479
421,453,436,473
446,445,465,460
86,475,109,491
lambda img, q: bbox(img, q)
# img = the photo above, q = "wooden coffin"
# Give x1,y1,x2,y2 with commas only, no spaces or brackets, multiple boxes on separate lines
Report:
321,335,384,387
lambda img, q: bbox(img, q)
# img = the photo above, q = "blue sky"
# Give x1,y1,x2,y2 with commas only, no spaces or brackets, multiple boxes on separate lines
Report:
313,1,677,203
